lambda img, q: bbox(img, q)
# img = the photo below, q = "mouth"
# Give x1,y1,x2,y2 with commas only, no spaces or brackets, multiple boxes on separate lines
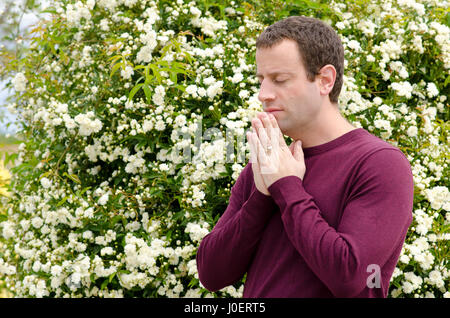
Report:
264,107,283,114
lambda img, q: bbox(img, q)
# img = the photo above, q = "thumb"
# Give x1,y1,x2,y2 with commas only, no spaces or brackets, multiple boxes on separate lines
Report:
294,140,304,161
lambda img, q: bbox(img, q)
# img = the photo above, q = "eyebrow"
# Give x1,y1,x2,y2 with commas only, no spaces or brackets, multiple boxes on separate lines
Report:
255,71,296,77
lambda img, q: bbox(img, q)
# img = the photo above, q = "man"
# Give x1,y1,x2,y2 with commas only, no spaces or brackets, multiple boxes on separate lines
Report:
196,16,413,298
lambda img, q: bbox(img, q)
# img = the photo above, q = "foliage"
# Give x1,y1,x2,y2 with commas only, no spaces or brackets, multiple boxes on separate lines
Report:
0,0,448,298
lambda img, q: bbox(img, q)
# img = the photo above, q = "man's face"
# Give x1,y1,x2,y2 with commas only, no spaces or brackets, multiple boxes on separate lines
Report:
256,39,322,137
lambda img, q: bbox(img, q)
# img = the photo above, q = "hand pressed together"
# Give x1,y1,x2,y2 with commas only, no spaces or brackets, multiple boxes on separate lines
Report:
246,112,306,196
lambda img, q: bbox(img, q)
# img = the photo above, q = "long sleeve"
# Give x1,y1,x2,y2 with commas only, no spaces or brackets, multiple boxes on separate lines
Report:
196,163,277,292
267,149,414,297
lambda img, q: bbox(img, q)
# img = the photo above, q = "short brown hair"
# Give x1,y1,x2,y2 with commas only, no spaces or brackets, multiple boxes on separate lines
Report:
256,16,344,104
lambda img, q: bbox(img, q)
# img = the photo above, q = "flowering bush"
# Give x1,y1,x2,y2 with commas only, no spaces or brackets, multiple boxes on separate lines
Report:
0,160,12,297
0,0,448,298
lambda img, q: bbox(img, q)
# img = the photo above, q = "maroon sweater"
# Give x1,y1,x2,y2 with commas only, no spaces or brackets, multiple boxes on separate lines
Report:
196,128,414,297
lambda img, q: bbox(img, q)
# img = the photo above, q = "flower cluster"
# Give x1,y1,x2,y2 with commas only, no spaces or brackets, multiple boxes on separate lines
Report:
0,0,448,298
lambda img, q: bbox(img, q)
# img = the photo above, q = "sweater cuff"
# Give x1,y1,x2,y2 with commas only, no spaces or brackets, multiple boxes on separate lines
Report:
268,176,310,213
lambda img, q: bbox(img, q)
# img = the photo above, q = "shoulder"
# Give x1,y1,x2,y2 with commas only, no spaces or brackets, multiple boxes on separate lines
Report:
345,130,413,190
351,146,413,196
356,131,411,171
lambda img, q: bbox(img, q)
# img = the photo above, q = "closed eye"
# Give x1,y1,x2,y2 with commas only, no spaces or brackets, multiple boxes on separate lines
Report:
273,78,287,84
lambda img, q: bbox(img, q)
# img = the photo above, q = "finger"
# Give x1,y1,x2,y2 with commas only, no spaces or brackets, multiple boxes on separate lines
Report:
254,132,279,175
253,132,267,163
289,141,296,155
247,131,258,165
252,117,272,152
266,112,278,129
259,112,278,150
247,132,263,179
267,113,288,149
293,140,304,163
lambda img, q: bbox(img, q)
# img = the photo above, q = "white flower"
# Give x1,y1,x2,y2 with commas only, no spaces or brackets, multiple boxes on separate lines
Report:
98,193,109,205
206,81,223,99
152,85,165,106
185,85,198,97
347,40,361,52
185,222,209,242
65,2,91,27
31,217,43,229
99,18,109,31
12,72,27,92
366,54,375,62
426,270,445,288
121,65,134,80
426,82,439,98
155,120,166,131
424,186,450,210
74,113,103,136
142,119,154,132
174,114,187,127
159,163,169,172
136,45,153,63
335,21,346,30
231,72,244,83
214,59,223,69
373,97,383,105
50,265,62,276
360,19,377,37
402,281,414,294
100,246,114,256
406,126,418,137
239,89,250,99
414,209,433,235
1,221,15,240
40,177,52,189
192,16,227,39
391,81,413,99
190,6,201,17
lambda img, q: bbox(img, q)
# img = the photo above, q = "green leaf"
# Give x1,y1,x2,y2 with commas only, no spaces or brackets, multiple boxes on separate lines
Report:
150,64,163,84
170,71,178,84
108,272,116,283
56,196,69,207
100,279,109,290
110,62,123,78
63,172,81,184
143,84,152,103
128,83,144,100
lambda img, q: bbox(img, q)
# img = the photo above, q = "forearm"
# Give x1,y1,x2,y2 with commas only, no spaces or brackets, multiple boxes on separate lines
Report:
196,187,276,292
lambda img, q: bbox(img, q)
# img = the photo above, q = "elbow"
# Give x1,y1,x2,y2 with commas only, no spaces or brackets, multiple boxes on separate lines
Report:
196,245,227,292
326,264,377,297
197,271,224,293
328,279,367,298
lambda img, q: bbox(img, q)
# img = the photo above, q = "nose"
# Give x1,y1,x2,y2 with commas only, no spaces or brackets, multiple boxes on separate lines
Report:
258,80,276,103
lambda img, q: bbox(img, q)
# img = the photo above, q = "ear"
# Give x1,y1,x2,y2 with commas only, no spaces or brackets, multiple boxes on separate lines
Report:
317,64,336,97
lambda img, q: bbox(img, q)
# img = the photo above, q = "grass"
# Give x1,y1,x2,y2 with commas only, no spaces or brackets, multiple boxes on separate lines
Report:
0,133,21,169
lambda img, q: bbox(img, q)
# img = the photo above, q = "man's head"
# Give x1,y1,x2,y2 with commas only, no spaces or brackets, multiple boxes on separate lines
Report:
255,16,345,138
256,16,344,104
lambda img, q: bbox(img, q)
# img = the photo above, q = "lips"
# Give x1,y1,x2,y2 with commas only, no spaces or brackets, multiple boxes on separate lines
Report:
264,107,283,113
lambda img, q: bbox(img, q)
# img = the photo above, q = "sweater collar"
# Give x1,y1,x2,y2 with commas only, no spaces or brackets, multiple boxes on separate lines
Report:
302,128,367,158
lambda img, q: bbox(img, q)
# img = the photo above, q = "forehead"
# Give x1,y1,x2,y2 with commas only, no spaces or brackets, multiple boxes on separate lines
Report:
255,39,303,75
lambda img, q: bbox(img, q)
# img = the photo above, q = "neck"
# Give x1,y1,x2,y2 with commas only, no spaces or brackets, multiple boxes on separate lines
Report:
290,102,357,148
